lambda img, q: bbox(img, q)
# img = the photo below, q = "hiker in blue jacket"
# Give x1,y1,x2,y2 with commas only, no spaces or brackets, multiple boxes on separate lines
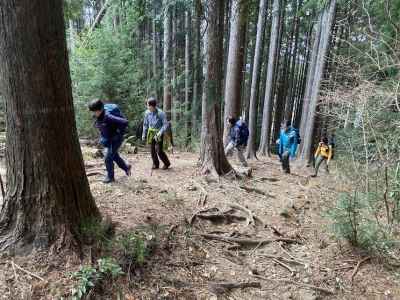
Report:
225,116,249,167
278,121,300,174
89,99,131,183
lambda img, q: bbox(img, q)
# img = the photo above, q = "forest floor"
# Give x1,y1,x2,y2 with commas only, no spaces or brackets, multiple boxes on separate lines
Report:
0,147,399,300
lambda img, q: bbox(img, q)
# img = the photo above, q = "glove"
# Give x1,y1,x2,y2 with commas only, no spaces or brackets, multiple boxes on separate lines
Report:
154,132,162,142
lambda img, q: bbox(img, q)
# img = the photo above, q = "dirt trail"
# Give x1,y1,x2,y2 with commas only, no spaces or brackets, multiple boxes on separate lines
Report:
0,150,399,299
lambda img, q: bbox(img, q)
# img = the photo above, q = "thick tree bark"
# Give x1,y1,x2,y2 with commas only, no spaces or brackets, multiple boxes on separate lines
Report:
299,0,337,163
222,0,249,145
258,0,281,156
191,0,203,139
184,9,193,146
200,0,232,176
0,0,100,254
246,0,268,159
163,1,172,120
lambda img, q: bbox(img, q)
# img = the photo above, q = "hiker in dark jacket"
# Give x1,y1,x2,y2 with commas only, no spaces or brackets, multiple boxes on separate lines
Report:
225,116,248,167
142,97,171,170
89,99,131,183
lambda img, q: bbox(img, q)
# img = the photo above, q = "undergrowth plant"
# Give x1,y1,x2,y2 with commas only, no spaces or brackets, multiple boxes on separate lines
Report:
71,258,123,300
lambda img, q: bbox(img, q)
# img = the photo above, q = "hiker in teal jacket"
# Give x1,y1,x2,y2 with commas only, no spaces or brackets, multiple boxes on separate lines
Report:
278,121,300,174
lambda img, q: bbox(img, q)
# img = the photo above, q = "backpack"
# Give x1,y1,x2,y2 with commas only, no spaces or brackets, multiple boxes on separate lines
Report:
236,121,249,146
104,103,125,119
290,127,301,144
104,103,128,132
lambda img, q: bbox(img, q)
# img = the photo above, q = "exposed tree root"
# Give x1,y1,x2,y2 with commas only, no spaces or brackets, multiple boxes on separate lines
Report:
200,233,302,247
208,281,261,295
228,203,264,226
251,274,335,295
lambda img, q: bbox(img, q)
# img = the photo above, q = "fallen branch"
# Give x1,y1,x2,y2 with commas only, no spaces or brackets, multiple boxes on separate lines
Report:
86,169,104,177
208,281,261,295
200,234,301,247
251,274,335,295
189,207,219,225
351,256,371,283
0,172,5,199
11,261,46,282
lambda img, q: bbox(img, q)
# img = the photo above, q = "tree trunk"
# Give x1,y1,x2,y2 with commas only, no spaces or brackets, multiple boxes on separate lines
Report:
222,0,249,145
171,6,178,125
163,1,172,120
152,5,159,98
191,0,203,139
0,0,100,254
184,9,192,146
246,0,268,159
299,0,337,163
258,0,281,156
200,0,232,176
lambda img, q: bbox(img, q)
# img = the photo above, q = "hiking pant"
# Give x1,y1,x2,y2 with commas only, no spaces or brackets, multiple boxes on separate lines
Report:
225,142,248,167
105,134,129,179
151,135,170,168
314,155,329,176
281,151,290,174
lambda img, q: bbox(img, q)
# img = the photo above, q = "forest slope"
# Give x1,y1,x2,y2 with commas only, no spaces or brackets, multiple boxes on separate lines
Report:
0,149,398,299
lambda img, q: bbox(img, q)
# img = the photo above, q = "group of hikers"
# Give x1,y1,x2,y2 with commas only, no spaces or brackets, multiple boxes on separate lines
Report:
88,97,334,183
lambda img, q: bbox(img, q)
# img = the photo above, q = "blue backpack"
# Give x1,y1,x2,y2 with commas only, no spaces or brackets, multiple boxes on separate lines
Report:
236,120,249,146
104,103,128,132
104,103,125,119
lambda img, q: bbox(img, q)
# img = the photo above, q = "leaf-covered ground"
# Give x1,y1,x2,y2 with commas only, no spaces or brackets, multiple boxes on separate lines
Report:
0,148,399,299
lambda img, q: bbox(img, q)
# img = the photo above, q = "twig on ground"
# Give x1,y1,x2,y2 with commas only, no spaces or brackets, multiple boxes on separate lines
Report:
251,274,335,295
10,261,18,282
258,254,305,266
351,256,371,283
239,185,267,196
200,234,301,247
208,281,261,295
193,180,208,207
273,258,296,274
11,261,46,282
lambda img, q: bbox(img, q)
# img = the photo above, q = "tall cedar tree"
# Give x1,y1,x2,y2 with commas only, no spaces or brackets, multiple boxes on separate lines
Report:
199,0,233,176
246,0,268,159
163,1,172,120
258,0,281,156
223,0,249,145
0,0,100,253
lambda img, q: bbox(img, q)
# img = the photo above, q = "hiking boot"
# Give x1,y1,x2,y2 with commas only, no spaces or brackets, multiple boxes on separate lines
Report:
152,165,159,170
162,164,170,170
126,164,132,176
103,177,115,184
311,174,317,178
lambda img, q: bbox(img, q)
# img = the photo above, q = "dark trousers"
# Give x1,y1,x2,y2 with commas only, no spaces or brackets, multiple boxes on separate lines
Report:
281,151,290,174
151,136,170,168
105,135,128,179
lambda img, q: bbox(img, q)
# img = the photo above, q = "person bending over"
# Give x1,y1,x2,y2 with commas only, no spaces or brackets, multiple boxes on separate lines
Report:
311,136,332,177
88,99,131,183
